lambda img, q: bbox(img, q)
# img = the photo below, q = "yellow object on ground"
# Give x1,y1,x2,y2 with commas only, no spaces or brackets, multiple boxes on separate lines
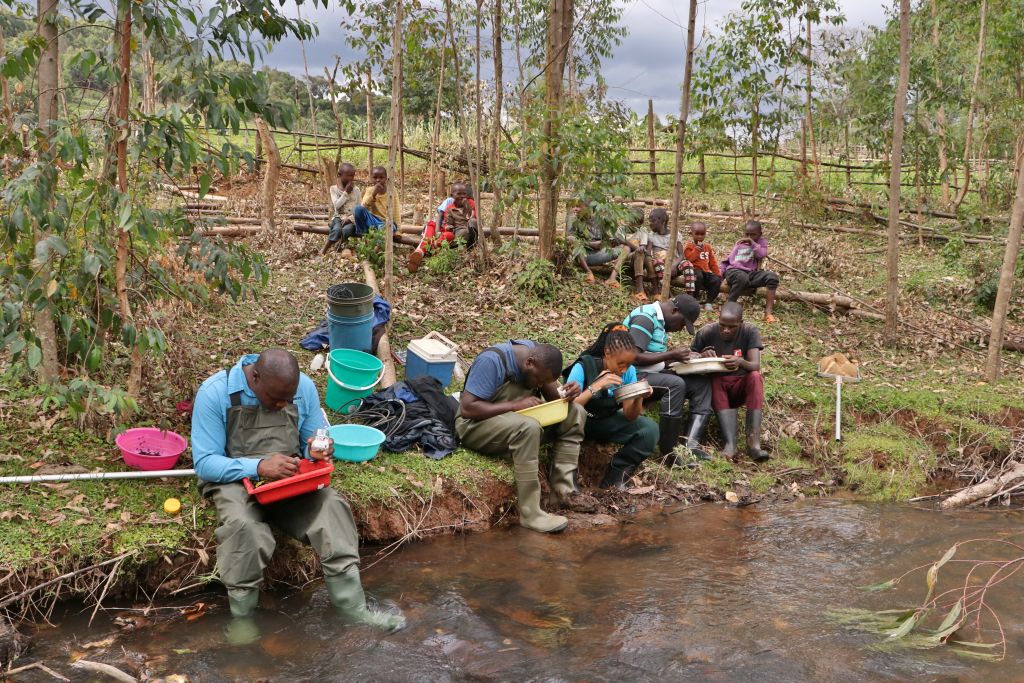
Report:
163,497,182,515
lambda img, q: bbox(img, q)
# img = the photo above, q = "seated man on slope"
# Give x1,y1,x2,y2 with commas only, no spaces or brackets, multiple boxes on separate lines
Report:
565,200,632,287
691,302,770,462
191,348,403,643
408,181,478,273
623,294,713,462
456,340,597,534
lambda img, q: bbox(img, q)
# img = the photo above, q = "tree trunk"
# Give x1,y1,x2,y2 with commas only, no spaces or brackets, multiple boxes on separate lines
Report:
365,68,374,176
952,0,987,212
750,103,759,215
930,0,950,206
984,144,1024,381
0,32,10,128
805,12,821,187
426,10,450,215
112,0,142,395
884,0,911,344
488,0,505,243
141,34,157,115
446,0,489,266
647,99,658,191
475,0,500,249
254,117,280,232
384,0,404,301
33,0,60,384
538,0,573,261
660,0,698,299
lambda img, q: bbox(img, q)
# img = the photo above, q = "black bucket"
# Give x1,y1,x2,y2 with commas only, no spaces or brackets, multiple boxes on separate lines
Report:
327,283,374,318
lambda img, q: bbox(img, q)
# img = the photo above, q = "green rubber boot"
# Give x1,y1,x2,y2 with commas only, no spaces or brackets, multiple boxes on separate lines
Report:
716,409,739,460
515,467,568,533
548,453,598,513
745,409,771,462
224,588,260,646
326,568,406,632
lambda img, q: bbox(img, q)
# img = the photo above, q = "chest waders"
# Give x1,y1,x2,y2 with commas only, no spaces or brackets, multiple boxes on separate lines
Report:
202,370,400,639
456,346,588,533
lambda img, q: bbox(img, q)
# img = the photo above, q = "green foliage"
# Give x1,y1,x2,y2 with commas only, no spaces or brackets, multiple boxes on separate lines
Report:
0,0,317,417
514,257,557,301
424,239,460,274
354,229,387,269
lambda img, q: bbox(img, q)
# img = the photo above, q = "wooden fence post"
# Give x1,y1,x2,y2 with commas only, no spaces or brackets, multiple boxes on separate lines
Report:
647,99,658,191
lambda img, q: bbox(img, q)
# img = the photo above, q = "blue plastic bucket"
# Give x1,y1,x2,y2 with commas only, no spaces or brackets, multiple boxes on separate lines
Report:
327,309,374,352
325,348,384,414
328,424,386,462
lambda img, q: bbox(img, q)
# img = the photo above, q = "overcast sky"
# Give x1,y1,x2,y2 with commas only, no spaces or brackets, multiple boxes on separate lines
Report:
261,0,893,117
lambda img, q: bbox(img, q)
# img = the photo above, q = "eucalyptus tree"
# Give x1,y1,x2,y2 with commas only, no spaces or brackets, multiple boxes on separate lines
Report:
0,0,320,417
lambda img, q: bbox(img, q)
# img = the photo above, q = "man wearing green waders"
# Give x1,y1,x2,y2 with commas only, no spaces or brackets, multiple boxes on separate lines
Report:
456,341,598,533
191,348,403,643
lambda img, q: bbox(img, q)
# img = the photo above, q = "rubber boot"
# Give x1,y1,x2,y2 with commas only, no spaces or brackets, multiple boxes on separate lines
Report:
224,588,260,646
658,415,684,466
548,454,599,513
326,568,406,632
683,414,712,461
716,410,739,460
745,409,771,462
599,463,636,491
515,469,568,533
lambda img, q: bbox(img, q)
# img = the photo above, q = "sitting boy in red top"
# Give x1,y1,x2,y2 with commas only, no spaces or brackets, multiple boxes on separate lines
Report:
691,301,769,463
408,182,478,273
683,221,722,309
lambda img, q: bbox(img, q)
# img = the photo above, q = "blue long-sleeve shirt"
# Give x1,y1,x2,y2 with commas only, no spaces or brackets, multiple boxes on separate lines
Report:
190,354,329,484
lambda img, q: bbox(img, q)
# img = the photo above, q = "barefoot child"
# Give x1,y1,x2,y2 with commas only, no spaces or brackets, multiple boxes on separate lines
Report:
721,220,781,323
564,324,658,489
631,208,695,302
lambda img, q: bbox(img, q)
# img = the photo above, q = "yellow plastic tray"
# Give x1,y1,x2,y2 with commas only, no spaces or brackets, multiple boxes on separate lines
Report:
515,398,569,426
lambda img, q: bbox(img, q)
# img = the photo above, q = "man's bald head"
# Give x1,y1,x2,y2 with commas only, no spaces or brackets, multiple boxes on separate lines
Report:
721,301,744,321
251,348,300,410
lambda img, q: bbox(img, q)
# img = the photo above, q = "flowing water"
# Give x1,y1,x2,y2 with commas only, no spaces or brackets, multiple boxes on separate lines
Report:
27,500,1024,681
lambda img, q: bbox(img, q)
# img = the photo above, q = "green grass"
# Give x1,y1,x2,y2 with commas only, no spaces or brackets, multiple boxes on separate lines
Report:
841,424,934,501
332,448,512,504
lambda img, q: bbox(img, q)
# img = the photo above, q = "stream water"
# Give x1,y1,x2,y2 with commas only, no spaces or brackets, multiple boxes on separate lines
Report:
26,500,1024,681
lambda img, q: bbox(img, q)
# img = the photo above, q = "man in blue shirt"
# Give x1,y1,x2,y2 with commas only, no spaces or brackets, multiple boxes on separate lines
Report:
623,294,713,462
455,340,594,533
191,348,402,642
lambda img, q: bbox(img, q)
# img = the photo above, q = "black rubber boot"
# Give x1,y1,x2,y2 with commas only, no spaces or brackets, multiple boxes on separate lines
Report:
716,409,739,460
683,414,712,461
599,463,636,490
658,415,684,466
745,409,771,462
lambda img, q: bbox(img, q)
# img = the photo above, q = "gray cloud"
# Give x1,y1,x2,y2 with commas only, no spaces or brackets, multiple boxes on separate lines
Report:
258,0,889,116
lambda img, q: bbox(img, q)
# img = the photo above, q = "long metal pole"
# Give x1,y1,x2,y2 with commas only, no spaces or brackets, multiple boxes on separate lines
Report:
835,376,843,441
0,469,196,484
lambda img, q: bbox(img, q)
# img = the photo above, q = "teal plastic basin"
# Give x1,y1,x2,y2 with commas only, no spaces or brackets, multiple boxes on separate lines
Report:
328,424,386,462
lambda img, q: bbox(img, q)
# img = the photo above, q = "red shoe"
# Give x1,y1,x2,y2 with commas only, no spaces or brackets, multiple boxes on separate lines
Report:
408,249,424,273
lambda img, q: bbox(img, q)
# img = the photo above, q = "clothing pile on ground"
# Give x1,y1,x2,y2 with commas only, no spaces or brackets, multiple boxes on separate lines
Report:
354,375,460,459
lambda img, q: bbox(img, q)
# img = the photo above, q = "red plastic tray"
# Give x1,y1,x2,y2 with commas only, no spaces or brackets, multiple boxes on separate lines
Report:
243,459,334,504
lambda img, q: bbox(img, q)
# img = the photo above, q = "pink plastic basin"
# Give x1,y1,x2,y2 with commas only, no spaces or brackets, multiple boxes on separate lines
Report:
116,428,188,471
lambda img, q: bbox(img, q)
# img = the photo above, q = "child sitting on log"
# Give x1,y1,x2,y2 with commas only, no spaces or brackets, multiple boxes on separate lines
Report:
407,182,478,273
630,208,695,302
721,220,781,323
683,221,722,310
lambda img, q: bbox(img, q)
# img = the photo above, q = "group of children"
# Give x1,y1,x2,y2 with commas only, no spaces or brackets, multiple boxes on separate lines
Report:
565,202,782,324
322,166,780,327
457,294,770,534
